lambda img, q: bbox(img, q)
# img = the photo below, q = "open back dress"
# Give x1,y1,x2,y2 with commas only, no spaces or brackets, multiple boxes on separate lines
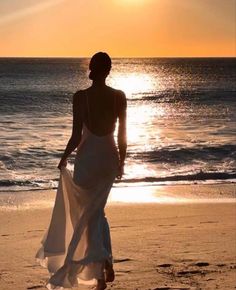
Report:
35,91,119,289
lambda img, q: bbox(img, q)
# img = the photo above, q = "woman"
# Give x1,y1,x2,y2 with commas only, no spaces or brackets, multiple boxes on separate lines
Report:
35,52,127,290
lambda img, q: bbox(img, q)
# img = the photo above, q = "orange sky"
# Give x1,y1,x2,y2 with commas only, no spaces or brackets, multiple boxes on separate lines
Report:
0,0,235,57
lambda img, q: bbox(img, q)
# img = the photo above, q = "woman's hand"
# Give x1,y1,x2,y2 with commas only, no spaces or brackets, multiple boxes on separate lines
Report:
116,163,125,180
57,158,67,170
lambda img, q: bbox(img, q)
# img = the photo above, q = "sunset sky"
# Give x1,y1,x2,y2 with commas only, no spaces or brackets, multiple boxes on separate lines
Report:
0,0,235,57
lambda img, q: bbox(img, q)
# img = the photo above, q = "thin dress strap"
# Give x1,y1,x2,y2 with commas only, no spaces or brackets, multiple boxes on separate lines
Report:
86,91,91,127
113,93,116,119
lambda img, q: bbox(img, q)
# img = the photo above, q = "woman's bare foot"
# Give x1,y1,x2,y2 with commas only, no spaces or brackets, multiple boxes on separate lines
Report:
104,261,115,282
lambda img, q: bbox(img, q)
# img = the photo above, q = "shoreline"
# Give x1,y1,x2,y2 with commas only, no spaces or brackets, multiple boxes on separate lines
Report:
1,179,235,191
0,183,235,211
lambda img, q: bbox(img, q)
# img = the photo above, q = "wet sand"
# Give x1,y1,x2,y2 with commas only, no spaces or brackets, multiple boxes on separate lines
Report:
0,196,236,289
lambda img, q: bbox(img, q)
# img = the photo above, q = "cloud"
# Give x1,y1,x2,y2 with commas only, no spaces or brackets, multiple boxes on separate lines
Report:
0,0,65,26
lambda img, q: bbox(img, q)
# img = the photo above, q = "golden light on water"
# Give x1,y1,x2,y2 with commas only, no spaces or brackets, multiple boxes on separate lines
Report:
127,104,165,146
127,105,151,143
110,73,155,96
126,163,157,179
110,72,164,146
110,72,168,192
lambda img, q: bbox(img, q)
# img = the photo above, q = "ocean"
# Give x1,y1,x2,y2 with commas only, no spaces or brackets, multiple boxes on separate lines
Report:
0,57,235,192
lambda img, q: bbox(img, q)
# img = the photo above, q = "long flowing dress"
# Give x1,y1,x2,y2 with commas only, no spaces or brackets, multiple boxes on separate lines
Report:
35,93,119,289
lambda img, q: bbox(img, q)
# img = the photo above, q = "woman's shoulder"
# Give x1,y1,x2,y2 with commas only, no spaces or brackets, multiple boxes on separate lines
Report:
73,89,87,97
72,89,87,104
114,88,126,105
106,86,126,100
106,87,127,111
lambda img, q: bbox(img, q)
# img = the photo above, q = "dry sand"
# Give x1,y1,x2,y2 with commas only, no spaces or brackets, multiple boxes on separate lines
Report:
0,188,236,290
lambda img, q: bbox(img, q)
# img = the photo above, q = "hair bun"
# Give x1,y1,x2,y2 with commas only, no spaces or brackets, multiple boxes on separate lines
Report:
89,52,112,80
89,70,97,80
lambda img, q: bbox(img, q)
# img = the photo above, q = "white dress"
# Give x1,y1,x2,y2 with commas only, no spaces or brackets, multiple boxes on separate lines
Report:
35,94,119,289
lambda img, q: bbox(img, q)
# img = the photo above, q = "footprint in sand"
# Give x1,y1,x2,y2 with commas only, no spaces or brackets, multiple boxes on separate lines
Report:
193,262,210,267
110,225,131,229
230,264,236,269
158,224,177,227
157,263,172,268
27,286,44,289
177,269,204,276
200,221,218,224
216,263,226,267
153,287,192,290
113,258,132,263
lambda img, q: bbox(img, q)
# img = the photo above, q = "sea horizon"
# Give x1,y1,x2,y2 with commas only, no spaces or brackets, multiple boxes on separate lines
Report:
1,56,236,59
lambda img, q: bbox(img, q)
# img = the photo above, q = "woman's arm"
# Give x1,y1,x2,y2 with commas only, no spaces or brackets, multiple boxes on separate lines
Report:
58,91,83,169
117,91,127,179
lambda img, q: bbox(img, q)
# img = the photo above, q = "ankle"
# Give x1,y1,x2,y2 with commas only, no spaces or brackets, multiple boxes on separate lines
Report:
105,260,113,270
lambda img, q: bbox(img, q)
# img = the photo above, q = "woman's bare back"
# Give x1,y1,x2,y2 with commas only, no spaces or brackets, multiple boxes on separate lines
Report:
76,86,126,137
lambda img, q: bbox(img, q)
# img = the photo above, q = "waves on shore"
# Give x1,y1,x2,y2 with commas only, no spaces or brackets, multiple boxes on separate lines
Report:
0,170,235,193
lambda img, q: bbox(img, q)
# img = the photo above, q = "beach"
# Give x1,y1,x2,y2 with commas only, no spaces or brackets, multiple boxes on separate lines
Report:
0,57,235,289
0,184,235,290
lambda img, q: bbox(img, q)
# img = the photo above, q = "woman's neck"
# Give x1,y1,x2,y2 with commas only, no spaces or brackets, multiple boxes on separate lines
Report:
91,79,107,88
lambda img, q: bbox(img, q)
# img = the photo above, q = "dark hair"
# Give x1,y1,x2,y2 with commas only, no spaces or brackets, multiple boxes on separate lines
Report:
89,52,112,80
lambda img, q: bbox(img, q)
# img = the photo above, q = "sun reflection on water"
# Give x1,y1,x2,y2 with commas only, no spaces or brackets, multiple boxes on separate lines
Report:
110,72,166,145
110,72,155,96
110,72,168,198
127,104,165,146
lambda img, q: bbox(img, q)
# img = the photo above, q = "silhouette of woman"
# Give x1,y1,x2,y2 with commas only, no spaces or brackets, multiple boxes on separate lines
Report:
35,52,127,290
